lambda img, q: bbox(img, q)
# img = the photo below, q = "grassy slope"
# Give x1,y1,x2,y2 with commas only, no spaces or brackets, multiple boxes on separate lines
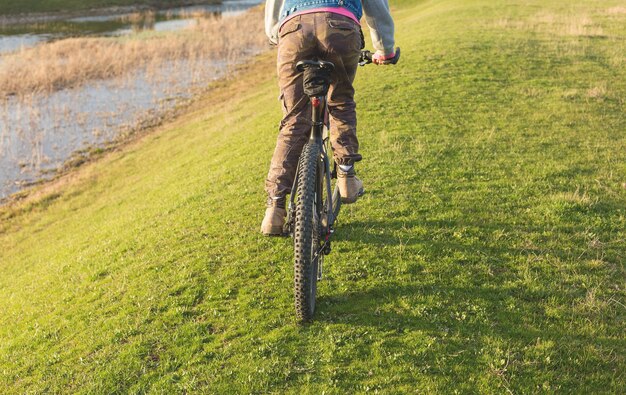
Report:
0,0,215,15
1,0,625,392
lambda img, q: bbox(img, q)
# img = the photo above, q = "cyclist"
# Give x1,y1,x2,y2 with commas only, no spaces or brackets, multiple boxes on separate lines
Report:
261,0,397,235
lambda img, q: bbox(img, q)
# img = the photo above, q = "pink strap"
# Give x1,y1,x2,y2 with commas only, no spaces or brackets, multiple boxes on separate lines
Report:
373,51,395,61
280,8,360,33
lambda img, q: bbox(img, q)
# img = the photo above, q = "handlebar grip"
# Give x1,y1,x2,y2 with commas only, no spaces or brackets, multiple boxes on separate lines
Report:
359,47,401,66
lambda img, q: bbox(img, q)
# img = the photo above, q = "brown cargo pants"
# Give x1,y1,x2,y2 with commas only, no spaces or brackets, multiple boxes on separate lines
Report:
265,12,363,199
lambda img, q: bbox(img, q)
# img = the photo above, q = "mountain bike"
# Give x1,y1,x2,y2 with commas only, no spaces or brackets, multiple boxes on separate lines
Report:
284,48,401,323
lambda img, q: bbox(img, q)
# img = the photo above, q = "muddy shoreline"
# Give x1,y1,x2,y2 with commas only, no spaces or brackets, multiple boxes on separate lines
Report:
0,0,221,26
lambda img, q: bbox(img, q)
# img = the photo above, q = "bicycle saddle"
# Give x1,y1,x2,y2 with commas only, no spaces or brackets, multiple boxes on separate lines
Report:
296,60,335,72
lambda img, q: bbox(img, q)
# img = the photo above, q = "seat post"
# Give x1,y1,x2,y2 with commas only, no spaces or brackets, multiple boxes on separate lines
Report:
295,59,335,143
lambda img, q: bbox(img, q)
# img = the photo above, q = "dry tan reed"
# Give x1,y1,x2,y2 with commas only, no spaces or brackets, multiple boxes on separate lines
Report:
0,7,266,98
165,8,213,19
119,10,156,24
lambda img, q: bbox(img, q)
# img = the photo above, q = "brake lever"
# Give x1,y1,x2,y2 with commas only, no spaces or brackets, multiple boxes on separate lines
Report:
358,50,373,66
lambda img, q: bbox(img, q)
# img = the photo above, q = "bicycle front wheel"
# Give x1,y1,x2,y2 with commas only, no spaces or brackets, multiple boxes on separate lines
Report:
293,141,323,323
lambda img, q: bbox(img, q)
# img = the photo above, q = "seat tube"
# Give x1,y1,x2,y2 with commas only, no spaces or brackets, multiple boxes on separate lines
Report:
310,96,326,143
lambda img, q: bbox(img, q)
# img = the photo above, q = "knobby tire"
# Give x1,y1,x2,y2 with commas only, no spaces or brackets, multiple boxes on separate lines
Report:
294,141,322,323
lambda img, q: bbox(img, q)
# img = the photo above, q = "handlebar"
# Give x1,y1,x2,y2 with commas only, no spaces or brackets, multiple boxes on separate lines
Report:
359,47,401,66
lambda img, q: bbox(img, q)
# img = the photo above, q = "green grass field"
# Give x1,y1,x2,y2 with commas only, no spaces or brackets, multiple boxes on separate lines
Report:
0,0,215,15
1,0,625,392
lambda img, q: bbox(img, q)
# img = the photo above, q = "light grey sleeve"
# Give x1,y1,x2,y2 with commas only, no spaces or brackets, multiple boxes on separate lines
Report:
265,0,284,44
362,0,396,55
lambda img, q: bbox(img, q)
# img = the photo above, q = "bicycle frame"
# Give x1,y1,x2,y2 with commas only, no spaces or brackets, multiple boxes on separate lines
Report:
287,94,337,235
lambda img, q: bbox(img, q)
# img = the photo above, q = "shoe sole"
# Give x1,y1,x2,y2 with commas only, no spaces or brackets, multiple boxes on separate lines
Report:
261,225,288,237
340,188,365,204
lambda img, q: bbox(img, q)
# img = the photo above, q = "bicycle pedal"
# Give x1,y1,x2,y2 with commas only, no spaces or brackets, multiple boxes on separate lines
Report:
323,241,332,255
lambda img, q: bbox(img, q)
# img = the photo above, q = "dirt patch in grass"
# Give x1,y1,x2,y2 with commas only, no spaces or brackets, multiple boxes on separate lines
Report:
493,12,606,37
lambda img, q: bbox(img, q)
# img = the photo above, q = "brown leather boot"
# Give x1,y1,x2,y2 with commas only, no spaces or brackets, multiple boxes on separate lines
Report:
261,197,287,236
337,167,364,204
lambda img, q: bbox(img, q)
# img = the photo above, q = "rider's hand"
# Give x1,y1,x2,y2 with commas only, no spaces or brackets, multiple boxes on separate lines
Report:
373,51,395,65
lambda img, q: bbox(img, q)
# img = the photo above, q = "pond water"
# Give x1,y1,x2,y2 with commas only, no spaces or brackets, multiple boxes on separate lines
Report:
0,0,260,54
0,0,264,201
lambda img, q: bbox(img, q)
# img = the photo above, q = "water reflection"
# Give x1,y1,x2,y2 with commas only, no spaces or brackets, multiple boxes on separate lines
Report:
0,34,49,53
1,60,227,197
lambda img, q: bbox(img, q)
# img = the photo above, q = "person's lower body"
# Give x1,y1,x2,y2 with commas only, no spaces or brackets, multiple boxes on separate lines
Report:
262,12,363,236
